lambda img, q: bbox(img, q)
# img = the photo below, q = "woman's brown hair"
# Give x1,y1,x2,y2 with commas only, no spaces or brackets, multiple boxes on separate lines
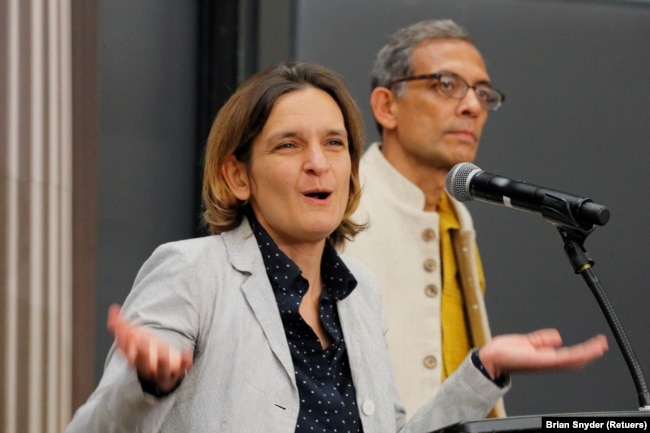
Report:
201,61,366,248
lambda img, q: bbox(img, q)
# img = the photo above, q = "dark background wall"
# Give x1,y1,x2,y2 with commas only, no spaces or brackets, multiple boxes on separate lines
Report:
96,0,200,378
293,0,650,415
95,0,290,389
96,0,650,419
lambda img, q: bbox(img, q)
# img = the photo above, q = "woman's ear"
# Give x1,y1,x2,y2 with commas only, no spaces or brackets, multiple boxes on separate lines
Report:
221,155,251,201
370,86,398,132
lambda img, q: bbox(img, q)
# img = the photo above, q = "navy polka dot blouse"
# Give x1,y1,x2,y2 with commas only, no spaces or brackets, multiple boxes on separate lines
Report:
250,215,363,433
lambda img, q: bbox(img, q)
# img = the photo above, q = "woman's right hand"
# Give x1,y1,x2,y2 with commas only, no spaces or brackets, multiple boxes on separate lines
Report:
107,304,193,394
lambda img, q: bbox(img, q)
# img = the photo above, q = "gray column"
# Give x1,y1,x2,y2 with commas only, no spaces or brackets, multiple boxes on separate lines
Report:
1,1,74,432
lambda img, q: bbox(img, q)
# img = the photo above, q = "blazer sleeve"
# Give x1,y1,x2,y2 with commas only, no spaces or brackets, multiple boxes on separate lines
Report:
403,353,510,433
65,241,204,433
340,254,509,433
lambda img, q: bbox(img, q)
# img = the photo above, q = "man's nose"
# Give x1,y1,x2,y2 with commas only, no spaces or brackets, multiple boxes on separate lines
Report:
457,87,484,116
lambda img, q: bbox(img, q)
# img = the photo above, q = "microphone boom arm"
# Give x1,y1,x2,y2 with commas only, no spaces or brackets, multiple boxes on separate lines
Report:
447,162,645,408
558,225,650,411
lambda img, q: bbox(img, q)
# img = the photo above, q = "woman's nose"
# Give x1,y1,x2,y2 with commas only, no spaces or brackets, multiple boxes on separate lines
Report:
304,145,330,174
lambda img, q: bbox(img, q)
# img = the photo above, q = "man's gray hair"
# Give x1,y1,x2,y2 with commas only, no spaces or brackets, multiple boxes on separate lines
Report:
371,19,474,98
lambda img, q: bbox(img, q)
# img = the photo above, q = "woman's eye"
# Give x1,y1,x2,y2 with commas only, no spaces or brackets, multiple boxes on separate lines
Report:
276,142,295,150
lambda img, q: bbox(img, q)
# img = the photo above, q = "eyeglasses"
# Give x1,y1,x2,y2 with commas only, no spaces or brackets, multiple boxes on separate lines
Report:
388,71,505,112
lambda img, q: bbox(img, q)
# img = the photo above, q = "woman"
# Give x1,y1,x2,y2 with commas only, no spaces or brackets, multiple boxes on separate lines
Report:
65,62,607,433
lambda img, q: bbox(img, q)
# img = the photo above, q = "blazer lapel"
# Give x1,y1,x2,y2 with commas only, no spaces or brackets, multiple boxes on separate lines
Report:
222,221,296,385
337,295,364,383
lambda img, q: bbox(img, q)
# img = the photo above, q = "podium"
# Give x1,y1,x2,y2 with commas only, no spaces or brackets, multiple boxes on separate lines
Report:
432,411,650,433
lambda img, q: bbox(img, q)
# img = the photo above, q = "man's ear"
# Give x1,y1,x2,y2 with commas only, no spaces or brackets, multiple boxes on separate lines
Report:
370,86,398,131
221,155,251,201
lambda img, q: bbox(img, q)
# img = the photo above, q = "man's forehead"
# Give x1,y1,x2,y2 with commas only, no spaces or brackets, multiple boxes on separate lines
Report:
411,39,488,77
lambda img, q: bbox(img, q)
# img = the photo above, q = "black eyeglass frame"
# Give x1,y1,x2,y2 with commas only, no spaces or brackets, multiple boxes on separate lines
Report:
387,71,506,112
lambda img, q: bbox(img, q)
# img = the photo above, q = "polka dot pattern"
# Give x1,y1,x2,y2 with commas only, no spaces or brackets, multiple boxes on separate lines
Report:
249,215,362,433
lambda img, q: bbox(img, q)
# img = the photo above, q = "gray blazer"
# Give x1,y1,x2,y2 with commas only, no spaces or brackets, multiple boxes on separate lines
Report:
66,219,508,433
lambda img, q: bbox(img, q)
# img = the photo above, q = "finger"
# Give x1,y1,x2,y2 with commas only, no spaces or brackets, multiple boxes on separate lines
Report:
527,328,562,348
156,343,175,381
536,335,608,370
108,306,138,359
148,335,159,374
116,319,140,364
167,346,181,374
108,307,126,341
133,329,156,377
112,317,131,356
107,304,122,332
591,334,608,351
117,329,140,366
125,328,138,363
180,347,194,371
569,335,609,366
164,344,194,378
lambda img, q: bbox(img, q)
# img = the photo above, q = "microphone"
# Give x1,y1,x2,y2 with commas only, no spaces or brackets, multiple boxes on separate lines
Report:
445,162,610,229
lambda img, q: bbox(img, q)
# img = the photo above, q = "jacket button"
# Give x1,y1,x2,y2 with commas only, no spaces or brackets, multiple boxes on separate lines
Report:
361,399,376,415
424,284,438,297
423,355,438,369
421,228,436,241
423,258,437,272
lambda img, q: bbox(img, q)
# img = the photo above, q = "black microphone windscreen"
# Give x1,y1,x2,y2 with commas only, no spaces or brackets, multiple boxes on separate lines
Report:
446,162,480,202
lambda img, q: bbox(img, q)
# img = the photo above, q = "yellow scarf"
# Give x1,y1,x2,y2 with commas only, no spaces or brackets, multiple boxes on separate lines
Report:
438,192,472,379
439,193,498,417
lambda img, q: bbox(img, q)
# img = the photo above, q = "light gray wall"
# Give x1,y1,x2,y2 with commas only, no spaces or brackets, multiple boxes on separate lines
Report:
294,0,650,416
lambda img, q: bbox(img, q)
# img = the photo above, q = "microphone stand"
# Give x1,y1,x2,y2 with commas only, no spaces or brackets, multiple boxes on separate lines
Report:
558,225,650,411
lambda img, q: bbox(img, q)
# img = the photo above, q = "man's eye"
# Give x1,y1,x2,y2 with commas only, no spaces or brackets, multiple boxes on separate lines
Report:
475,87,494,101
438,78,457,91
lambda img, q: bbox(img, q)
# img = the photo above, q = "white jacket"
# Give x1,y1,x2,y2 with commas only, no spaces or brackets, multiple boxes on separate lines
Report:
344,143,500,417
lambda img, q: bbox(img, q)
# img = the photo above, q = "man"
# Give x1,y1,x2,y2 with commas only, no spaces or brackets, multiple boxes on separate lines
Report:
344,19,507,417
